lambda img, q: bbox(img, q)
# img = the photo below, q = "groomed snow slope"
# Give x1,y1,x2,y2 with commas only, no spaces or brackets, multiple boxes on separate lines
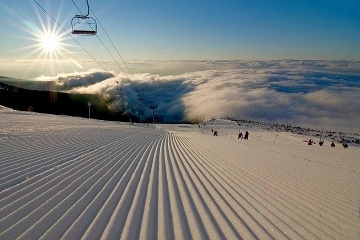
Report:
0,108,359,240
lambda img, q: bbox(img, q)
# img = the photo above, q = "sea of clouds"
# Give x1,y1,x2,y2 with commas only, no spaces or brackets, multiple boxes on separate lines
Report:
35,60,360,133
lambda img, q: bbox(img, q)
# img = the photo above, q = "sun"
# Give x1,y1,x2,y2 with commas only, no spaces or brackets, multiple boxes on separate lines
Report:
36,28,66,57
19,4,85,73
41,32,60,53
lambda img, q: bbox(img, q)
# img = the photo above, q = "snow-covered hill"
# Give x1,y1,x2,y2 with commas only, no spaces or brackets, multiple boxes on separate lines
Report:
1,108,359,239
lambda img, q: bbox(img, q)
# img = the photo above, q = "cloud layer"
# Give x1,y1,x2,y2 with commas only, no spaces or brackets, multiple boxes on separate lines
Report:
36,60,360,133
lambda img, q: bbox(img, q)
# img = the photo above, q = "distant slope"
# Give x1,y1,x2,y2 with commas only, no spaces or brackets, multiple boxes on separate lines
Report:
0,76,56,91
0,81,133,121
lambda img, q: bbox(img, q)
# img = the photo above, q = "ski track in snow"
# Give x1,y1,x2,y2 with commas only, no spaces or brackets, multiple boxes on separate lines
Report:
0,110,359,240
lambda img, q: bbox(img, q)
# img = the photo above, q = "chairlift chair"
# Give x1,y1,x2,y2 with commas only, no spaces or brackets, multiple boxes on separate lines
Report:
71,16,97,35
71,0,97,35
137,88,146,101
137,95,145,101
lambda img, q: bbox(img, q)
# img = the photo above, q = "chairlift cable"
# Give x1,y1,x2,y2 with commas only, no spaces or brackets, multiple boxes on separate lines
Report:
71,0,91,17
90,7,138,82
72,0,136,85
32,0,106,71
87,3,150,100
87,5,149,101
71,0,83,15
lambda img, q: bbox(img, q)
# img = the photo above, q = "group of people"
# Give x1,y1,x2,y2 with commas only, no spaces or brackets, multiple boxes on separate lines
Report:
210,129,250,140
238,131,249,140
210,129,350,148
209,126,349,148
308,139,348,148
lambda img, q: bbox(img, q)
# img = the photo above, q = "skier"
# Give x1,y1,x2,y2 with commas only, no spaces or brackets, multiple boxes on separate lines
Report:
244,131,249,140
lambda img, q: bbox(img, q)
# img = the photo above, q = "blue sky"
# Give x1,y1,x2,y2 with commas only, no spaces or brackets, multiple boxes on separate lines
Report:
0,0,359,68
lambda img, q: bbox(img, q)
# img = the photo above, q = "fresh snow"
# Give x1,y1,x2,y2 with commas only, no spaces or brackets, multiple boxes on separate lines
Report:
0,107,359,240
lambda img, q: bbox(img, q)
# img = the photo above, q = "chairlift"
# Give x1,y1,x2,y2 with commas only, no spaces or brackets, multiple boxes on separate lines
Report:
137,88,145,101
71,0,97,35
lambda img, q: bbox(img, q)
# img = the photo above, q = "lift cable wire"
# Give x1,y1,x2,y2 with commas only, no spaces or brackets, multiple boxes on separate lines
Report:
73,0,149,101
71,0,135,84
89,7,138,82
88,4,150,102
32,0,106,71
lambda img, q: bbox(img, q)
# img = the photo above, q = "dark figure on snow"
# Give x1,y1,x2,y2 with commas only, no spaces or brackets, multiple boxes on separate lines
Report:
238,132,243,139
244,131,249,140
213,130,218,136
343,143,348,148
331,141,335,147
308,139,313,145
319,141,324,146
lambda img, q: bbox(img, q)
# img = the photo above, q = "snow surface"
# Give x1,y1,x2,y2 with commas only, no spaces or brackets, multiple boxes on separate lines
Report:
0,107,359,239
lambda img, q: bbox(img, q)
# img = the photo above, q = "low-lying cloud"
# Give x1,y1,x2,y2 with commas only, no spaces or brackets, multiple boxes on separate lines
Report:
36,60,360,133
36,69,115,91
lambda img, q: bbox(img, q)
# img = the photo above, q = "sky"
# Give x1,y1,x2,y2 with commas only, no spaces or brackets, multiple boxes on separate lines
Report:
0,1,359,73
0,0,359,132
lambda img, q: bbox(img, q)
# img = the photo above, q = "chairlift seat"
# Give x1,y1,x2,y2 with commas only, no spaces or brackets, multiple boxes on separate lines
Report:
72,29,97,35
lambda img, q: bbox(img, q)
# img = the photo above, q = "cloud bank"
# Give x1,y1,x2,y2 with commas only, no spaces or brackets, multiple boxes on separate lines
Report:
36,69,115,91
36,60,360,133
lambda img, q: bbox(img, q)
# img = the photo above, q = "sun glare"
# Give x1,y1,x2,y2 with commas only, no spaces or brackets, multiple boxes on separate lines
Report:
41,33,60,53
18,3,85,75
23,11,68,60
35,29,66,58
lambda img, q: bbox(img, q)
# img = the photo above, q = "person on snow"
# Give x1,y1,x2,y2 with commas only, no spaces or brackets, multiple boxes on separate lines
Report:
244,131,249,140
308,139,313,145
331,141,335,147
238,132,243,139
